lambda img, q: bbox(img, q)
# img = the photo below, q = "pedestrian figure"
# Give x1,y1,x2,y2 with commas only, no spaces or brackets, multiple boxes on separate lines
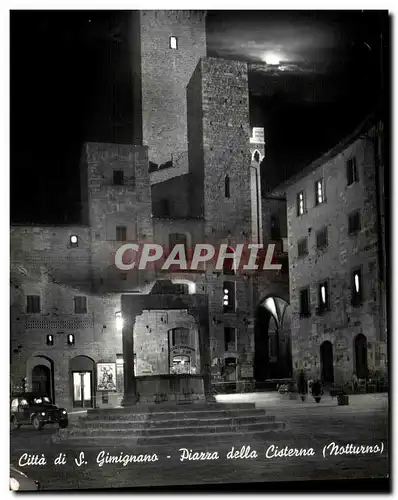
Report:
298,370,307,401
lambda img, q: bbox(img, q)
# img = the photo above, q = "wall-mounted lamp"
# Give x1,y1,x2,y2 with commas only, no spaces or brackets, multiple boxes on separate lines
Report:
115,311,124,331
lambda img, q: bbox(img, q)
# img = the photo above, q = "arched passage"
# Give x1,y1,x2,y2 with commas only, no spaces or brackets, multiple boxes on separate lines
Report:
32,365,51,395
69,355,95,408
254,296,292,381
320,341,334,384
355,334,368,379
26,355,55,402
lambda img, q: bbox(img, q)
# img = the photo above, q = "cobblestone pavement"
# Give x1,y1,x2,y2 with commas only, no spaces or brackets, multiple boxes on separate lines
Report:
10,394,389,491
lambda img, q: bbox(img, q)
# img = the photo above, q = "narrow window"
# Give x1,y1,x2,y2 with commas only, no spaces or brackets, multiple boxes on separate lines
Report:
297,237,308,257
67,334,75,346
346,157,358,186
74,296,87,314
169,36,178,49
316,227,328,249
351,268,363,306
270,214,281,240
315,179,325,205
46,334,54,346
348,210,361,234
225,175,230,198
299,288,310,317
113,170,124,185
116,226,127,241
223,281,236,312
169,233,187,256
297,191,305,216
27,295,40,313
161,199,170,216
317,281,329,313
224,327,236,351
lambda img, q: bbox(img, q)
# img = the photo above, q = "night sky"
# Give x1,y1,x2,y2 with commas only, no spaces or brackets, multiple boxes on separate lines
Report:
10,10,389,224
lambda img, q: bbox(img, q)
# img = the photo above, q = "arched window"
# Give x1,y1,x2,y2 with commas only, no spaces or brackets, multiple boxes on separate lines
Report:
225,175,230,198
253,150,260,163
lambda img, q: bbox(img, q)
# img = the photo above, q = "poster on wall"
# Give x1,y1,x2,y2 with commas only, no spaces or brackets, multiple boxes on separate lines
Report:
97,363,117,391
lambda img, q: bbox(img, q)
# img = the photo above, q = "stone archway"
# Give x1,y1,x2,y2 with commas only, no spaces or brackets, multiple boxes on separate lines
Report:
27,355,55,402
31,365,51,395
254,296,292,381
320,341,334,384
355,334,368,379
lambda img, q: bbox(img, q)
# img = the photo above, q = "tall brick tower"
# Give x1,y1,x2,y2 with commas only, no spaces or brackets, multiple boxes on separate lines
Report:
131,10,207,168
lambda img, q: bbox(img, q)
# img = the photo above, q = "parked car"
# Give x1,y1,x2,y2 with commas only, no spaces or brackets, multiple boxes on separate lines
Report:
10,465,40,491
10,393,68,430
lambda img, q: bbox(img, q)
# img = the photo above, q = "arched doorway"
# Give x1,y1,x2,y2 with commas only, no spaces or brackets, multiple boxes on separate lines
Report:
69,356,95,408
32,365,51,395
254,296,292,381
320,341,334,384
27,355,55,402
355,334,368,379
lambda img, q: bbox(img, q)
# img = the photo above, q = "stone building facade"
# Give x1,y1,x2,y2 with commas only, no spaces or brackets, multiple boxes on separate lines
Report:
281,117,387,385
10,10,290,410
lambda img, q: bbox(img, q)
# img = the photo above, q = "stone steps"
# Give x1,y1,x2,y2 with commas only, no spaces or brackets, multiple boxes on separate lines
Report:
54,426,287,446
54,403,287,446
79,414,276,429
63,420,283,437
82,407,267,422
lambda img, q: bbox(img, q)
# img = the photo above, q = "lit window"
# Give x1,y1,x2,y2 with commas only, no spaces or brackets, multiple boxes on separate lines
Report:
317,281,329,313
67,334,75,346
46,334,54,346
297,191,306,216
223,281,235,312
169,36,178,49
115,311,124,330
70,235,78,247
315,179,325,205
351,268,363,306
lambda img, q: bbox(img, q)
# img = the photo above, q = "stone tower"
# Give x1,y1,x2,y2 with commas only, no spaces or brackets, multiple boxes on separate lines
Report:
187,57,256,246
131,10,207,168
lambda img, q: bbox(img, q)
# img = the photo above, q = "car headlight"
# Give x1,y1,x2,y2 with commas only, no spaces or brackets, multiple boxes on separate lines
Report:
41,412,46,416
10,477,20,491
62,410,67,415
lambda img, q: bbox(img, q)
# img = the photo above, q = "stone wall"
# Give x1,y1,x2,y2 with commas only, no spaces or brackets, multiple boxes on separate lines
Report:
286,128,387,382
139,10,206,166
134,309,200,375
